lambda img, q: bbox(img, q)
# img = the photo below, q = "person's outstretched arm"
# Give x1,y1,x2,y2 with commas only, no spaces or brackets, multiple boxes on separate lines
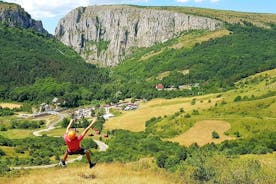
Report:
66,119,74,134
81,117,97,137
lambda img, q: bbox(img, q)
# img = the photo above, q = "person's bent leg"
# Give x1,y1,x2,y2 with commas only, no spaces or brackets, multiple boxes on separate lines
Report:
63,150,69,162
85,150,96,168
85,150,91,163
60,150,69,167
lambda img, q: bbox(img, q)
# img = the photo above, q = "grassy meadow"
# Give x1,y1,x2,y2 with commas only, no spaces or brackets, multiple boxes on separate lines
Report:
0,159,181,184
106,69,276,144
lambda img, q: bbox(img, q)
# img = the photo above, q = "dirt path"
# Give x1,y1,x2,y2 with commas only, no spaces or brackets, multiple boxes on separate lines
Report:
33,111,65,136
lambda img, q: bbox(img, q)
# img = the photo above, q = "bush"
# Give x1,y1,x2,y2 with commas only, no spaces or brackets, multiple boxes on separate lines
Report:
0,107,14,116
60,118,70,128
184,113,191,118
0,148,5,156
212,131,220,139
191,98,196,105
234,131,241,137
252,145,273,154
0,161,10,175
145,117,162,127
234,95,242,102
82,139,98,149
0,125,7,131
192,109,199,115
156,154,168,168
10,120,45,129
0,135,13,146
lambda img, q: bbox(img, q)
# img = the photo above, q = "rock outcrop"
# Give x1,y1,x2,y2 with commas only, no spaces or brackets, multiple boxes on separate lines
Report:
0,1,47,34
55,5,222,66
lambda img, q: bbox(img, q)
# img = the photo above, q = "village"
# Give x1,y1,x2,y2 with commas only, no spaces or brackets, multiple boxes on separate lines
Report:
33,97,140,138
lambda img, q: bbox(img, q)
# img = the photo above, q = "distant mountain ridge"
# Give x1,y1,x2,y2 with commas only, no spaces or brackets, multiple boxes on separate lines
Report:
55,5,222,66
0,1,48,34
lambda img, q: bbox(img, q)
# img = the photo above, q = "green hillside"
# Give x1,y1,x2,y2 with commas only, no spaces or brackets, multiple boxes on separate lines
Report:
111,23,276,100
0,24,110,105
1,3,276,107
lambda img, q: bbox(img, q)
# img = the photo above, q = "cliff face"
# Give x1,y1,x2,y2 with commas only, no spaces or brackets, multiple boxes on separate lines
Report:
55,5,222,66
0,2,47,34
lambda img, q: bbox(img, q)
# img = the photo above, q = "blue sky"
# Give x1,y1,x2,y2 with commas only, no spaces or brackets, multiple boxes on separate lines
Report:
4,0,276,34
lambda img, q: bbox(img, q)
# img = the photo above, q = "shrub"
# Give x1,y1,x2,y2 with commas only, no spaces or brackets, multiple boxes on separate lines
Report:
184,113,191,118
234,131,241,137
191,98,196,105
0,160,10,175
156,154,168,168
60,118,70,128
252,145,273,154
234,95,242,102
212,131,220,139
0,125,7,131
0,148,5,156
82,139,98,149
192,109,199,115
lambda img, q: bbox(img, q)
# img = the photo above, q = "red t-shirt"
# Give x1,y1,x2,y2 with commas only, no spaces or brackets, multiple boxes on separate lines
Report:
64,133,84,152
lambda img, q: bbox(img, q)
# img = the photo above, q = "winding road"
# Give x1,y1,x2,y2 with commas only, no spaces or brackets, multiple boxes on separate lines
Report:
33,111,65,136
12,110,108,170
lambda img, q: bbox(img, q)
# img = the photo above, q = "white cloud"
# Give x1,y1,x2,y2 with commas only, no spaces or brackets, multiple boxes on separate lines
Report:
176,0,220,3
5,0,148,19
210,0,220,3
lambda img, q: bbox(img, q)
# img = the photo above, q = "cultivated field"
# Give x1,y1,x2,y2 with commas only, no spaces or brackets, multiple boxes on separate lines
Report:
104,94,221,132
168,120,233,146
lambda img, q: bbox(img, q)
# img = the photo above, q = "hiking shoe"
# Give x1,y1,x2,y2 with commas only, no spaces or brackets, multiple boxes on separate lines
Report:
89,162,96,169
59,160,67,167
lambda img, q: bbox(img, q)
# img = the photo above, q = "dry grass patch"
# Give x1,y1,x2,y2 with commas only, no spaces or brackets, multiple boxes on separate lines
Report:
1,162,181,184
104,94,221,132
169,120,233,146
160,7,276,28
0,103,22,109
140,29,230,63
171,29,230,49
140,50,163,62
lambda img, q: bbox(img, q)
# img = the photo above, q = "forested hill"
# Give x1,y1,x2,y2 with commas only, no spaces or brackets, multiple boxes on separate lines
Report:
111,23,276,99
0,1,109,105
0,24,109,87
0,24,110,105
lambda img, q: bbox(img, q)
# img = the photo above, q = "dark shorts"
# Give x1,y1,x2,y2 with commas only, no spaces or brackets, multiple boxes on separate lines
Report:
67,148,87,155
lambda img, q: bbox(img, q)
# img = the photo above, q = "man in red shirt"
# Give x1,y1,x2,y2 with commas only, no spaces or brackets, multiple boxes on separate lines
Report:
60,117,97,168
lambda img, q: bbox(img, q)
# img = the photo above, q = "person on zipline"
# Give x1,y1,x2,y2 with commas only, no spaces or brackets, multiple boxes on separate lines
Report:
60,117,97,168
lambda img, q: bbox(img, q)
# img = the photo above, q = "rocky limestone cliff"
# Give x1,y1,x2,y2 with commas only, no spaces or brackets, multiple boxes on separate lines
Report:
0,1,47,34
55,5,222,66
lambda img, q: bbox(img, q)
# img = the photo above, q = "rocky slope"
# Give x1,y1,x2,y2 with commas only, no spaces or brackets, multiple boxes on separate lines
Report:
55,5,222,66
0,1,47,34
